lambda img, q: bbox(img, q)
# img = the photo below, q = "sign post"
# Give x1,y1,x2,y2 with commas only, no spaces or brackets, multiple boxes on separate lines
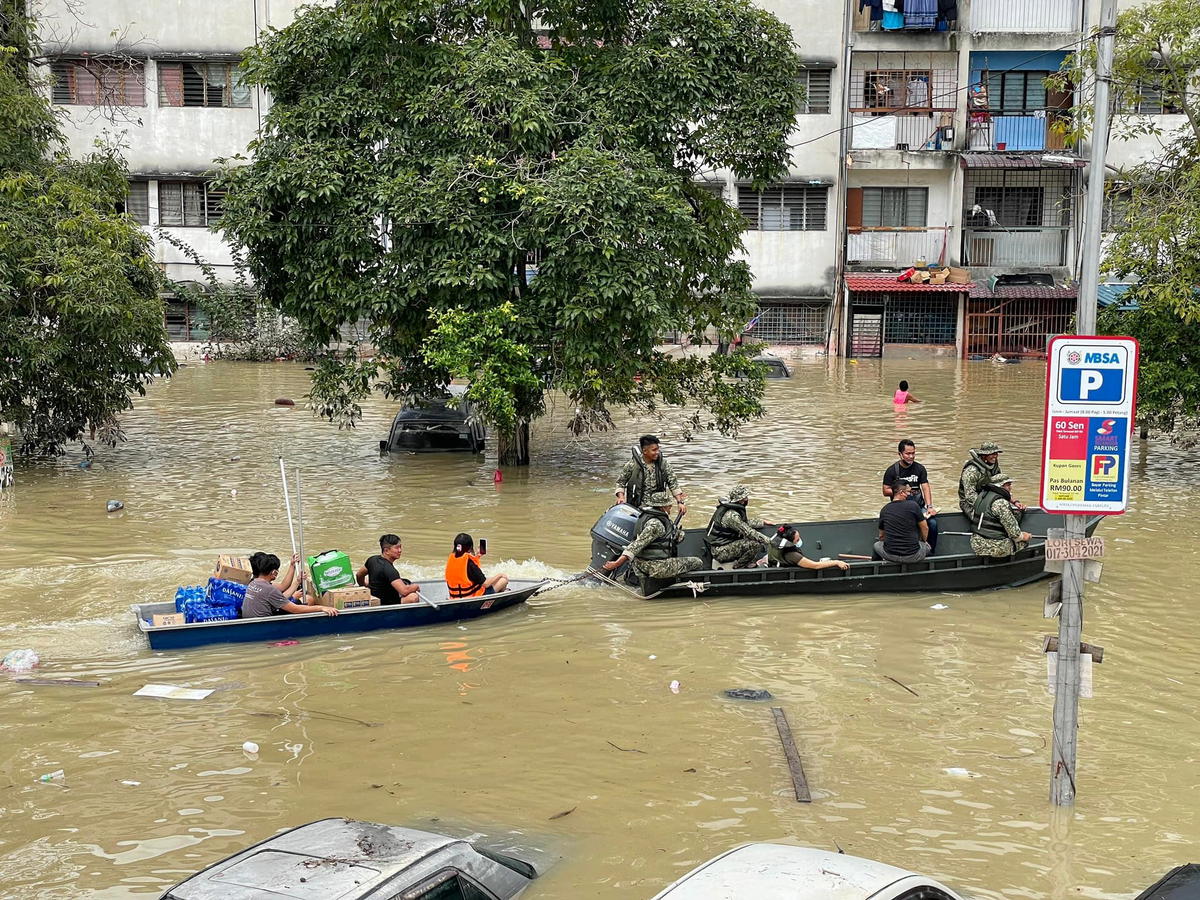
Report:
1040,335,1138,805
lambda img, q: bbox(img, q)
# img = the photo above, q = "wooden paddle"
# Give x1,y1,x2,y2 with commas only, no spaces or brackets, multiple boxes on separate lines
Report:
838,553,873,560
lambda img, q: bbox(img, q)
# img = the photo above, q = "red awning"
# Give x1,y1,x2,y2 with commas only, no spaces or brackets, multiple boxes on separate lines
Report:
847,275,975,293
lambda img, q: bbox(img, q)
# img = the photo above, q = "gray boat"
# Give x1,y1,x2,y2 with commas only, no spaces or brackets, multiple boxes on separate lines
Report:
158,818,545,899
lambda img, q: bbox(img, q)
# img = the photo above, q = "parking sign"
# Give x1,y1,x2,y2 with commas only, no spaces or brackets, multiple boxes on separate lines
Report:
1040,336,1139,514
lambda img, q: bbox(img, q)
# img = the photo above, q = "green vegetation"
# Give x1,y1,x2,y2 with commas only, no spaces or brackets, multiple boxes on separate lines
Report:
0,5,175,456
1056,0,1200,439
218,0,800,461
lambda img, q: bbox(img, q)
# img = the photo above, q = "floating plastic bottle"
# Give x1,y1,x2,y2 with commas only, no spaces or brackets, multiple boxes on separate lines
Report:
38,769,64,783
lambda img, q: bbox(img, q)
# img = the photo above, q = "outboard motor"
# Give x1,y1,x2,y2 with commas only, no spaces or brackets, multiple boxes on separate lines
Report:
590,503,641,573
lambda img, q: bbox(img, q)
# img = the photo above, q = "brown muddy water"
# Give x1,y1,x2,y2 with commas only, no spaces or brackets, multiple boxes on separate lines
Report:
0,358,1197,899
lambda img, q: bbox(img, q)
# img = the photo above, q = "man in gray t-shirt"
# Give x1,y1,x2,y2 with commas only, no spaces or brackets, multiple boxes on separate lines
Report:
240,551,338,619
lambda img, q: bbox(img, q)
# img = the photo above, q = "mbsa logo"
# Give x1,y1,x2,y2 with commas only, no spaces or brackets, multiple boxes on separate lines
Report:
1067,351,1082,365
1084,351,1122,364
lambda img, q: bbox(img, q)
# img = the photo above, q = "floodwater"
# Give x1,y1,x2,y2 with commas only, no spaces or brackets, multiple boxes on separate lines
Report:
0,358,1197,899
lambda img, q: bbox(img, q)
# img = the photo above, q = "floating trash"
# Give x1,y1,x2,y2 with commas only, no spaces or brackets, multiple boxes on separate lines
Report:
106,500,124,513
723,688,773,701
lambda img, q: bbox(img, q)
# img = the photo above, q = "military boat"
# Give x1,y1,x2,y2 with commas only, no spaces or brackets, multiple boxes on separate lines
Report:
589,504,1102,598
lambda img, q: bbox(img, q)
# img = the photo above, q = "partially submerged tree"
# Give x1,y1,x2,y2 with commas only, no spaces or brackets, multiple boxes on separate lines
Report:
1054,0,1200,438
219,0,803,462
0,3,175,456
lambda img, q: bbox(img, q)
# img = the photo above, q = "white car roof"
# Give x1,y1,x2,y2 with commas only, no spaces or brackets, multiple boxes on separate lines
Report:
651,843,963,900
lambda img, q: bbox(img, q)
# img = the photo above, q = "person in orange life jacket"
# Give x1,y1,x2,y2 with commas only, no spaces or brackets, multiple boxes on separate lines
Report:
445,533,509,598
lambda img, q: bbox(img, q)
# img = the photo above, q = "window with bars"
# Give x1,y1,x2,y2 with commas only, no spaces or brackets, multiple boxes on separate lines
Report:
157,61,251,108
883,296,957,345
159,181,226,227
862,187,928,227
751,303,830,344
799,69,832,114
737,185,828,231
972,186,1044,227
51,58,146,106
862,70,933,112
164,298,211,341
122,181,150,224
1117,78,1183,115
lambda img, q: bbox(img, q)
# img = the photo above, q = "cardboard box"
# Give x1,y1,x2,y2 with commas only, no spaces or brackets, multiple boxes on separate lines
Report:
324,586,377,610
214,554,253,585
929,270,948,285
306,550,356,594
947,266,971,284
152,613,185,627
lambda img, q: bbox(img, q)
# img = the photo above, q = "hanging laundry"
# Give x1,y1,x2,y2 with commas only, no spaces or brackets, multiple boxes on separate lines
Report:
882,9,905,29
859,0,883,21
903,0,937,29
906,76,929,108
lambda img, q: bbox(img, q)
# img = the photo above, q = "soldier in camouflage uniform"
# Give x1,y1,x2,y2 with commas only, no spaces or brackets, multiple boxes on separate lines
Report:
614,435,686,514
969,473,1032,558
706,484,771,569
958,440,1004,517
601,491,703,587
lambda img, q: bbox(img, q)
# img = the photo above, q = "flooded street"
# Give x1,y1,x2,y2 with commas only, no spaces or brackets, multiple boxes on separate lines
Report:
1,359,1197,899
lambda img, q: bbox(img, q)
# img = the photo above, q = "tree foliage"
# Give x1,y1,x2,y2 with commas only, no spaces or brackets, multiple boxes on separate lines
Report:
1054,0,1200,437
0,6,175,456
219,0,802,458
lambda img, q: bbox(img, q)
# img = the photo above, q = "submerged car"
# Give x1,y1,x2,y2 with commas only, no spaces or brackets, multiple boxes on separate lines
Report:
380,385,485,453
1134,863,1200,899
753,355,792,378
158,818,543,899
650,843,965,900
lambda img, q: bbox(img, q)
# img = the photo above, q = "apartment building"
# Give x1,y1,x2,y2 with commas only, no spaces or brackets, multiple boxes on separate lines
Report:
37,0,1176,354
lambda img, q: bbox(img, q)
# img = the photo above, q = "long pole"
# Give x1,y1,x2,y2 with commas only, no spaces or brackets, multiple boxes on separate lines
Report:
279,456,297,555
295,469,309,601
1051,0,1116,807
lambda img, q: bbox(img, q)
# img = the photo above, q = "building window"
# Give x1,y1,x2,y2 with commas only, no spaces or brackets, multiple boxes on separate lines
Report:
51,58,146,106
158,181,226,227
694,180,726,200
799,69,832,114
971,186,1044,227
737,184,828,231
884,296,957,344
164,297,211,341
752,303,830,344
122,181,150,224
862,187,928,227
1103,188,1131,232
1117,78,1182,115
862,70,933,112
985,71,1057,114
157,61,251,108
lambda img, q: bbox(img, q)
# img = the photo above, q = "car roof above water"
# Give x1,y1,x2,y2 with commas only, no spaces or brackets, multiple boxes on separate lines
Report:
161,818,461,899
650,843,964,900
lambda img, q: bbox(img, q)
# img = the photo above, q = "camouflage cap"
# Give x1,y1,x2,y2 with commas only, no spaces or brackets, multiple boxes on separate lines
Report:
991,472,1014,486
727,484,751,503
977,440,1004,454
643,490,675,508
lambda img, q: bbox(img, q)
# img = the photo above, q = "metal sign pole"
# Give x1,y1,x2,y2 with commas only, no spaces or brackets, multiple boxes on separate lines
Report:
1049,0,1117,806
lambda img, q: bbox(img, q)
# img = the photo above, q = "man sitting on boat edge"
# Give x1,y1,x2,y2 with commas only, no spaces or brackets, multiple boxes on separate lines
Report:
969,473,1031,558
241,552,338,618
356,534,420,605
601,491,703,589
705,484,771,569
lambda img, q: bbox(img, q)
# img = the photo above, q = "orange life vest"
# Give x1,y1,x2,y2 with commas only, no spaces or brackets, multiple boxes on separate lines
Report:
445,552,485,598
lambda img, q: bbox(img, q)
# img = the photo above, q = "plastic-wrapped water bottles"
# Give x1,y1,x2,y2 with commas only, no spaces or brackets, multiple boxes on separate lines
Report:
175,585,205,614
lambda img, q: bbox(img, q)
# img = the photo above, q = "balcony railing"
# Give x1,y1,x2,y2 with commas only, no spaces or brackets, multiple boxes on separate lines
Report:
850,114,954,150
962,227,1068,267
967,114,1069,152
970,0,1078,31
847,227,952,267
852,5,957,32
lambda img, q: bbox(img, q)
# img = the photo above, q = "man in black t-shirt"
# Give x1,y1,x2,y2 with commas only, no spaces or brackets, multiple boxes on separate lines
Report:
355,534,421,605
881,438,939,553
875,482,931,563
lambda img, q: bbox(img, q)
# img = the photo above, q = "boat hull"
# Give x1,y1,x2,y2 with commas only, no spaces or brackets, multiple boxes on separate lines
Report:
133,580,540,650
590,506,1102,598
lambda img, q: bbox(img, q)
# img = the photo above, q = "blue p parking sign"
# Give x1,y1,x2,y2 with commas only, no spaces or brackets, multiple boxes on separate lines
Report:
1040,336,1139,515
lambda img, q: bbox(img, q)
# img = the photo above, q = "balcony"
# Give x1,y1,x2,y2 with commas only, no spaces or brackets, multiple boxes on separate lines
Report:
969,0,1078,32
852,3,957,33
849,59,957,151
967,114,1069,152
961,227,1068,267
851,114,956,151
847,227,951,268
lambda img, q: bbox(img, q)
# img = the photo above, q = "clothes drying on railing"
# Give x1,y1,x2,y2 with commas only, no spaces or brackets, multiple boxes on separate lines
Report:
903,0,937,29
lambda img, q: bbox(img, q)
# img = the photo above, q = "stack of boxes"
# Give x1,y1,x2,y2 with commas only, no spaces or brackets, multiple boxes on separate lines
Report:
306,550,379,610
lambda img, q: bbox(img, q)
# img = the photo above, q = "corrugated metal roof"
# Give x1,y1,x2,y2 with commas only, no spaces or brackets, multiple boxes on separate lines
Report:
1098,283,1138,309
846,275,973,293
969,285,1078,299
959,153,1086,169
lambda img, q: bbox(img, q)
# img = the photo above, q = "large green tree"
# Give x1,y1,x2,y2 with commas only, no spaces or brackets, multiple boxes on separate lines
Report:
219,0,803,461
1056,0,1200,438
0,3,175,456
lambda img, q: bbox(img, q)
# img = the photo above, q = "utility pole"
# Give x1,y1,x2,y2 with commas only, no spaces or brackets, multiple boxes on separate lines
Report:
1050,0,1117,807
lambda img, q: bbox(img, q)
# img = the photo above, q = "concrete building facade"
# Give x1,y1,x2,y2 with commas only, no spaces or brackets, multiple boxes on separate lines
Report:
36,0,1182,352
